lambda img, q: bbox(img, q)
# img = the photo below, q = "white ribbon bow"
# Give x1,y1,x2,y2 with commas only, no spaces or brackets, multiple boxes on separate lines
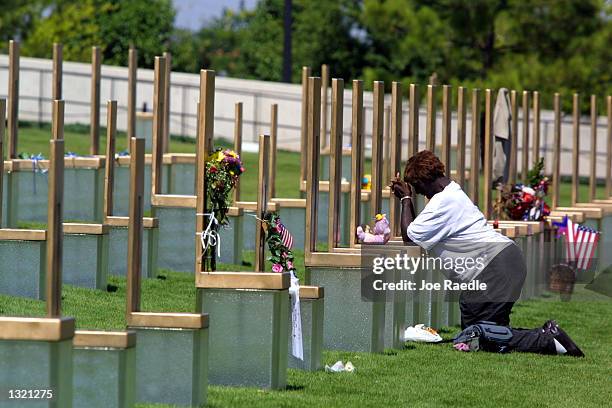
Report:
199,212,221,259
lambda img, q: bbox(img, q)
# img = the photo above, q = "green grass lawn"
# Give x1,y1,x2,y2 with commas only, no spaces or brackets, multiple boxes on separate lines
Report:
2,124,612,407
1,269,610,407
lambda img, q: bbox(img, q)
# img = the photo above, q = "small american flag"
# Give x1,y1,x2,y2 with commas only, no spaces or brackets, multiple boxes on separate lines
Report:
556,216,600,271
278,219,294,250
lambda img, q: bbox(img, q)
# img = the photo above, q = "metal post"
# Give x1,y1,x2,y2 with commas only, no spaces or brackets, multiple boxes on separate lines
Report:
456,87,467,188
371,81,384,221
90,46,101,155
328,78,344,250
552,93,561,208
305,77,321,255
408,84,419,158
126,137,145,314
254,134,271,271
127,47,137,149
103,101,117,218
389,82,402,236
299,67,311,184
589,95,597,201
163,51,171,153
195,70,215,272
52,43,62,100
233,102,243,202
508,90,518,184
7,40,19,159
483,89,494,218
151,56,166,196
426,85,436,152
270,104,278,198
469,89,481,204
571,93,580,205
349,80,363,248
441,85,451,171
47,100,65,317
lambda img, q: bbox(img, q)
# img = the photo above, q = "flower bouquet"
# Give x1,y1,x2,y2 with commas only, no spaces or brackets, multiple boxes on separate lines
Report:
201,148,244,271
205,148,245,225
263,212,296,274
495,158,550,221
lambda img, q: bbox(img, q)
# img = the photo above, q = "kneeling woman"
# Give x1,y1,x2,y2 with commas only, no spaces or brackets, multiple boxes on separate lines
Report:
391,150,583,356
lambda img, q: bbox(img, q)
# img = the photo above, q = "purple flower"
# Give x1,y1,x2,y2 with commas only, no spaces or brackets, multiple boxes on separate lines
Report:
272,264,283,273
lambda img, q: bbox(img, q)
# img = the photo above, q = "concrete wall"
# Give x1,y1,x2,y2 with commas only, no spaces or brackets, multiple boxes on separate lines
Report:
0,54,609,178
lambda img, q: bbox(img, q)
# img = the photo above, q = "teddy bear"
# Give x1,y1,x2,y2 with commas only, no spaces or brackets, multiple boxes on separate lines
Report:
356,213,391,244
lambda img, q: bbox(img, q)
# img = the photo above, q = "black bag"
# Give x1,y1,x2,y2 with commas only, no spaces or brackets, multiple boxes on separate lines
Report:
453,321,513,353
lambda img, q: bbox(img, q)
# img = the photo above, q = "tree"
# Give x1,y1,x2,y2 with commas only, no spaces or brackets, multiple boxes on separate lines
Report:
22,0,175,68
179,0,365,82
360,0,449,87
0,0,49,51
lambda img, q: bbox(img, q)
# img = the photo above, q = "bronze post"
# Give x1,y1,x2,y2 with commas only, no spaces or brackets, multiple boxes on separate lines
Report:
571,93,580,205
0,99,4,226
103,100,117,218
469,89,481,204
233,102,243,202
607,96,612,198
320,64,329,150
508,90,518,184
426,85,436,152
300,66,311,184
90,46,101,155
47,100,65,317
532,91,541,162
589,95,597,200
349,80,363,248
371,81,385,221
408,84,419,158
52,43,62,100
195,70,216,272
441,85,452,171
126,137,145,314
7,40,19,159
162,51,171,153
521,91,530,180
270,104,278,198
483,89,494,218
328,78,344,250
254,134,271,272
305,77,321,255
127,47,137,149
389,82,402,236
150,56,166,196
552,93,561,208
456,87,467,188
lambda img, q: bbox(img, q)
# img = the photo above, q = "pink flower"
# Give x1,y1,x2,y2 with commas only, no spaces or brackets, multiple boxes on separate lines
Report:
209,166,217,173
272,264,283,273
286,261,294,270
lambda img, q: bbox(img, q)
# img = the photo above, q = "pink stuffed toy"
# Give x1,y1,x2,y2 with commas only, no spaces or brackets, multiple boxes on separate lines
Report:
356,214,391,244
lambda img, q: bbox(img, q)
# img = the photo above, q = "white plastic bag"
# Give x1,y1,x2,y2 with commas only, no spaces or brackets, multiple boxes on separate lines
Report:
403,324,443,343
325,361,355,373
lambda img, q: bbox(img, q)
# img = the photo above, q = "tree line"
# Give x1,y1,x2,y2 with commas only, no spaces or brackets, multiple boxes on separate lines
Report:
1,0,610,112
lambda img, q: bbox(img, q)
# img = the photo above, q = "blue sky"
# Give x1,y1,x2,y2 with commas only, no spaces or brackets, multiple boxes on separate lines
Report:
173,0,259,30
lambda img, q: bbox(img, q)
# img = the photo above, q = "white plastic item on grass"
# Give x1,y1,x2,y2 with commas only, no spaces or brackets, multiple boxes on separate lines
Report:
325,361,356,373
403,324,443,343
